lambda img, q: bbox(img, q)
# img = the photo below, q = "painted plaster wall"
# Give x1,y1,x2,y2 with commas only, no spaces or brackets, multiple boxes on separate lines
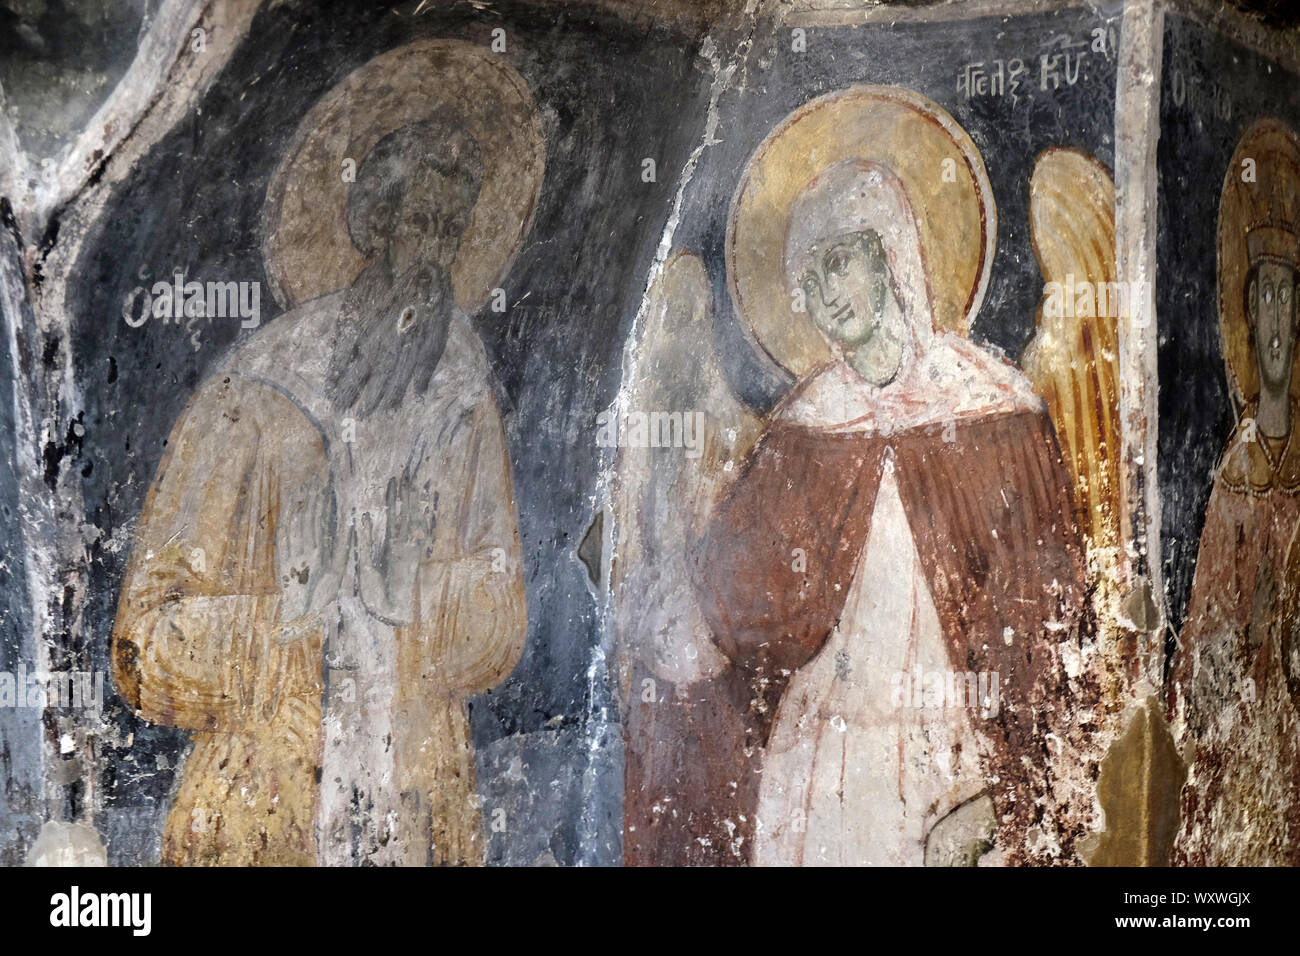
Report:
0,0,1297,866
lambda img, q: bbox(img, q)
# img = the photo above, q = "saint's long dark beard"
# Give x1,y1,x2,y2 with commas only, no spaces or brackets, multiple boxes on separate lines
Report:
327,261,453,418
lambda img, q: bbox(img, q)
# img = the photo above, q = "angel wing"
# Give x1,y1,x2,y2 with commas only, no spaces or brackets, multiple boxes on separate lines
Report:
1024,149,1172,866
1023,148,1123,565
610,250,761,700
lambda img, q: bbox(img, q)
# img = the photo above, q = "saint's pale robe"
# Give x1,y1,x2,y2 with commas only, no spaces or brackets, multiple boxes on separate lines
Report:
112,292,526,866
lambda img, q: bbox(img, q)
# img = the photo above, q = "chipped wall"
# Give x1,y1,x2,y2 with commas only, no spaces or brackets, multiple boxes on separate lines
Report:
0,0,1298,867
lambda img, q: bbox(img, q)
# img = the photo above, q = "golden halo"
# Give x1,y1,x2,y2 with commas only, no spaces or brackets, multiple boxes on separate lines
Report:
1218,117,1300,407
726,85,996,379
262,37,545,312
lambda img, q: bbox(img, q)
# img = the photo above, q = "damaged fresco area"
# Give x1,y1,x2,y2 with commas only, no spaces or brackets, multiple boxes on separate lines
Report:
2,0,1300,868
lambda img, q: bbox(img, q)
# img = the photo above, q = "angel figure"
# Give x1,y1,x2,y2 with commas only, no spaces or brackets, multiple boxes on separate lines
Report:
618,87,1101,867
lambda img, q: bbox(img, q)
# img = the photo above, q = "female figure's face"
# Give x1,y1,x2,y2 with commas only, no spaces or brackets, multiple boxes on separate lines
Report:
795,229,908,386
1251,261,1299,397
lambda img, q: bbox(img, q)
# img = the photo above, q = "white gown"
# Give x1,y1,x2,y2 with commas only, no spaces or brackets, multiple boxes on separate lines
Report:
754,459,993,866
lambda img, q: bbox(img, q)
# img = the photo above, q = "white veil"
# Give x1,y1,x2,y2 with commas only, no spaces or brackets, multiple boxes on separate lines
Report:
778,158,1038,433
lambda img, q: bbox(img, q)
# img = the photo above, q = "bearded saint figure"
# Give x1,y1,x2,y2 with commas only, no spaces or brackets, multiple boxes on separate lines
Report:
691,159,1098,866
111,118,527,866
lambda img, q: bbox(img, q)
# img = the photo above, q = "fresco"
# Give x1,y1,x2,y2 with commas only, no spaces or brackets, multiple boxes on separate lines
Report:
615,7,1123,867
4,0,1300,870
58,0,715,867
1158,13,1300,867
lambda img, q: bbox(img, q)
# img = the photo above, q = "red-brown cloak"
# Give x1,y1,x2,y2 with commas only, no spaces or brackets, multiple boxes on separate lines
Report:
652,393,1101,865
1168,406,1300,865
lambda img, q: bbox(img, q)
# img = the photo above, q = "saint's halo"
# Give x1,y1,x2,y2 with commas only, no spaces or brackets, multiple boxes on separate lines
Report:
262,37,545,314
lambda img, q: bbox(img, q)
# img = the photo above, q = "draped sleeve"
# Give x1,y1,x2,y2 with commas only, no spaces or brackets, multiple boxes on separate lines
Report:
110,374,330,733
893,408,1098,865
690,423,885,675
404,389,527,695
1168,477,1262,726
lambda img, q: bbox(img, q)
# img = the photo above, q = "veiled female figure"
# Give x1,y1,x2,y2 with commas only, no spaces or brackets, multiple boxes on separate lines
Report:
693,159,1098,866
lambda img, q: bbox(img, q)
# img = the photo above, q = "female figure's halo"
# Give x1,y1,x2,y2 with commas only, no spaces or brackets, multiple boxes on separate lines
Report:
1217,118,1300,409
726,85,996,380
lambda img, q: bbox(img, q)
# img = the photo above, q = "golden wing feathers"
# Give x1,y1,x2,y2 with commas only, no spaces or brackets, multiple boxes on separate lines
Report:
1024,148,1123,560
